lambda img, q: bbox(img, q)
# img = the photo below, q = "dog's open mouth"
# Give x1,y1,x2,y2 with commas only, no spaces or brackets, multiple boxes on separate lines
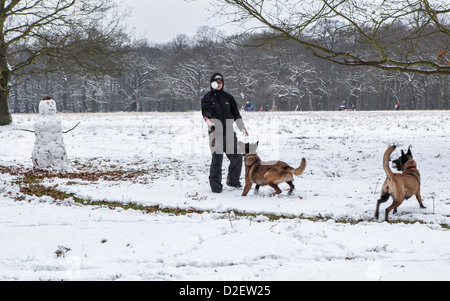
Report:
392,161,402,171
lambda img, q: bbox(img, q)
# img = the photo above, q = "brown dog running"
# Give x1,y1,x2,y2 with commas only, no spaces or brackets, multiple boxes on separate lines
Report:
375,145,425,221
239,141,306,196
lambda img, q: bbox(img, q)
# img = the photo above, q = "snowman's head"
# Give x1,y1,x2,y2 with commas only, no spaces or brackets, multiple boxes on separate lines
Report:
39,97,57,116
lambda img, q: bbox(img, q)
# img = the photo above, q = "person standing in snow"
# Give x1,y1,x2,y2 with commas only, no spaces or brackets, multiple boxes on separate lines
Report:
245,101,252,111
201,73,249,193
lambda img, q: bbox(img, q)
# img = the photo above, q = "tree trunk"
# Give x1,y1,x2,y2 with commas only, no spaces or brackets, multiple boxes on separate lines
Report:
13,88,19,113
62,79,69,112
0,90,11,125
271,94,278,111
444,77,449,110
81,79,88,112
0,60,12,125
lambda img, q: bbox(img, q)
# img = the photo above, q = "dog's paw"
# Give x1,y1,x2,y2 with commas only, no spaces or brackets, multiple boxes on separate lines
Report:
269,192,282,197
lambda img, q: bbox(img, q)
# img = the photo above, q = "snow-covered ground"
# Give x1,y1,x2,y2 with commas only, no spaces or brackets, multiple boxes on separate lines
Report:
0,111,449,281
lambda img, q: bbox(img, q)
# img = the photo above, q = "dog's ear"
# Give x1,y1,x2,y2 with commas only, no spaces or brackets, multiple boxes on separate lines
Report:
407,148,413,158
401,149,406,156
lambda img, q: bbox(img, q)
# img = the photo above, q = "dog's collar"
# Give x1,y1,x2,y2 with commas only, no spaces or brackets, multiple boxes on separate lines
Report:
405,166,417,170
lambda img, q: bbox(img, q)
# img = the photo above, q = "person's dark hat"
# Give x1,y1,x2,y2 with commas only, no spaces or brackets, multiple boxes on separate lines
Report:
210,73,224,90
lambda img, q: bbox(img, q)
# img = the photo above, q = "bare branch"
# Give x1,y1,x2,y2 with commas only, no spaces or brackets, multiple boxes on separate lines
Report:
62,121,80,133
15,122,80,134
14,128,35,133
216,0,450,75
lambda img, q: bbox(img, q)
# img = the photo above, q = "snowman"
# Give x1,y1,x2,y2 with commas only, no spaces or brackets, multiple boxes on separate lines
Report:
31,97,72,173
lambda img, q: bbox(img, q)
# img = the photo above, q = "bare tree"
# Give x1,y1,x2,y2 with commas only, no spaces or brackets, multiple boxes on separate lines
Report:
219,49,256,102
215,0,450,75
169,59,209,111
0,0,130,126
120,49,156,111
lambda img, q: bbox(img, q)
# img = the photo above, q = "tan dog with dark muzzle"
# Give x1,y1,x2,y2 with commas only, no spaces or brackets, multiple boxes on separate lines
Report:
375,145,425,221
239,141,306,197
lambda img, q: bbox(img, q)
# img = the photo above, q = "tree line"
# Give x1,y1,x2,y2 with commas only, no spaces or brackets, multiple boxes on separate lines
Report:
10,26,449,114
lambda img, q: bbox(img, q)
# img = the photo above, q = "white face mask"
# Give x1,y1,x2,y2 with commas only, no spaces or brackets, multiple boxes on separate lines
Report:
211,81,219,90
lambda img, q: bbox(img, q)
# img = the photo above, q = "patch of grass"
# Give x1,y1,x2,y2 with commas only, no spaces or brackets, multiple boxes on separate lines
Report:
440,223,450,230
20,182,206,216
16,182,449,230
3,164,448,230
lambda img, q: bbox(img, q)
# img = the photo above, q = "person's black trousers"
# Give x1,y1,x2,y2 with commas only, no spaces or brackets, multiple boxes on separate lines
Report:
209,134,242,192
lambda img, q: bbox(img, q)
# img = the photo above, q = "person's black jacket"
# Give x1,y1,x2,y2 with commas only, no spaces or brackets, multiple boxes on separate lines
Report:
201,73,246,134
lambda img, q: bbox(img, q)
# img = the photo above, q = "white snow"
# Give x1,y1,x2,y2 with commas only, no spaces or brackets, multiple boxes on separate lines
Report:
0,110,449,281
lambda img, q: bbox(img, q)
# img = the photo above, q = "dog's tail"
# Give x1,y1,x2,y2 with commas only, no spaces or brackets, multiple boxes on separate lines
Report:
383,145,396,179
289,158,306,176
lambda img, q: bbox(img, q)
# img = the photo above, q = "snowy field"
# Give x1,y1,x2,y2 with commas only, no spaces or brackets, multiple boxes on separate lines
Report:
0,110,449,281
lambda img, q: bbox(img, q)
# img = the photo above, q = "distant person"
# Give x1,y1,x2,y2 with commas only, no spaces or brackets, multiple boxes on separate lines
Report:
245,101,253,111
201,73,249,193
395,101,400,110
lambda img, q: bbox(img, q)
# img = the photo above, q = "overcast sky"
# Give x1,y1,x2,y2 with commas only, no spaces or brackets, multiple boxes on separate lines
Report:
123,0,243,43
